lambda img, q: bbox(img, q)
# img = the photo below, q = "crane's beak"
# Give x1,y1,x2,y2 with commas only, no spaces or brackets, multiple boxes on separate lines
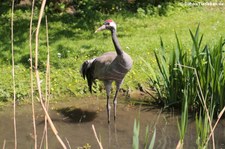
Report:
95,25,106,33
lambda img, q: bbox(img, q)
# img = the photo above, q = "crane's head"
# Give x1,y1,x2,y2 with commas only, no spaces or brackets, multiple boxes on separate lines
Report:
95,19,117,33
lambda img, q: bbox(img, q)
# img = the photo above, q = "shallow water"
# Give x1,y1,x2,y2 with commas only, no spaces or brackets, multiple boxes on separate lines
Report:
0,95,225,149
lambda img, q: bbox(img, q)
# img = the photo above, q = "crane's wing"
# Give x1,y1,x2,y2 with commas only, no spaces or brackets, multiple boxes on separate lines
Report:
93,52,132,81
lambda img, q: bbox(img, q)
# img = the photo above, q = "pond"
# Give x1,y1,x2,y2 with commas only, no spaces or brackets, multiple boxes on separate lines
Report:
0,93,224,149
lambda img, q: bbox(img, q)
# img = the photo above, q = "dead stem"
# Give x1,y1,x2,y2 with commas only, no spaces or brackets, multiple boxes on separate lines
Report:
29,0,37,148
92,124,103,149
34,0,67,148
44,15,50,149
39,14,51,149
11,0,17,148
2,140,6,149
65,138,72,149
39,130,46,149
205,106,225,145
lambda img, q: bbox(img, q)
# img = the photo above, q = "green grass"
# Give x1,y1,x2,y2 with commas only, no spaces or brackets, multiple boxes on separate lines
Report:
0,4,225,101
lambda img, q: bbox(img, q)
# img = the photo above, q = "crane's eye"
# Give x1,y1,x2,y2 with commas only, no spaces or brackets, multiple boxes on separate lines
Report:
105,22,110,25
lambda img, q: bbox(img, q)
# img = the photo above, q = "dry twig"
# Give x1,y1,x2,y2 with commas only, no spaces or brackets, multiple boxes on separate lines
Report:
34,0,67,148
29,0,37,148
11,0,17,148
2,140,6,149
205,106,225,145
92,124,103,149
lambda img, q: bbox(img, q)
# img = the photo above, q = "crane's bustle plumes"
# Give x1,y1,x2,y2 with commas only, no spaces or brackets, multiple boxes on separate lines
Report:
80,58,96,93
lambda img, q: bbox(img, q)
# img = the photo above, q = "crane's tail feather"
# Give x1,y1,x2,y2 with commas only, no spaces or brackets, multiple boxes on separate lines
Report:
80,59,95,93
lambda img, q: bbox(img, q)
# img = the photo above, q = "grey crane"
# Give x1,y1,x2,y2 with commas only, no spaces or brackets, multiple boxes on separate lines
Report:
81,19,133,123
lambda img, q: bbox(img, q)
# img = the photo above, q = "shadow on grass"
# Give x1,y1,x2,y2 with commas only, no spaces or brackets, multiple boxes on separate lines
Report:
0,5,101,68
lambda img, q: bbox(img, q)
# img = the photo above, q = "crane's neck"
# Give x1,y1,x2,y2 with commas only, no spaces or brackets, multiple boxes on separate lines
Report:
111,29,123,55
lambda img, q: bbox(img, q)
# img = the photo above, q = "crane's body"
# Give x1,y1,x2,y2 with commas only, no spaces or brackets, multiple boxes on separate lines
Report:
81,20,133,123
92,51,132,81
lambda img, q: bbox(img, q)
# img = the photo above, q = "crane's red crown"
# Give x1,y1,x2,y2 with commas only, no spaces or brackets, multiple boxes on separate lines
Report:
95,19,116,33
105,19,113,23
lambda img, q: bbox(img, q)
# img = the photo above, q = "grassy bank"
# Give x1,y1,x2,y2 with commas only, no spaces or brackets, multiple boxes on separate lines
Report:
0,4,225,101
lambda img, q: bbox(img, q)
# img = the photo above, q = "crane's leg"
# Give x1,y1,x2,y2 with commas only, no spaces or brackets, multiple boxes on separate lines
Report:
113,80,122,121
104,81,112,123
113,89,119,121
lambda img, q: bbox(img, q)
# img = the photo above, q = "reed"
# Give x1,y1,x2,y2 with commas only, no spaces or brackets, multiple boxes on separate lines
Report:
29,0,37,148
132,118,156,149
177,89,188,149
132,118,140,149
92,124,103,149
148,25,225,115
11,0,17,148
39,15,51,149
195,107,214,149
148,128,156,149
34,0,67,148
145,25,224,148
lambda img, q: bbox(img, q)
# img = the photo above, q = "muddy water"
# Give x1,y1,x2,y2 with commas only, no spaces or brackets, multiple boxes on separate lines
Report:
0,95,225,149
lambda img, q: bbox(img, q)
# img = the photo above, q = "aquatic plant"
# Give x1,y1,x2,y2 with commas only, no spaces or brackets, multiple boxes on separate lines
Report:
132,118,140,149
147,25,225,115
196,112,210,149
177,89,188,149
144,25,224,148
132,118,156,149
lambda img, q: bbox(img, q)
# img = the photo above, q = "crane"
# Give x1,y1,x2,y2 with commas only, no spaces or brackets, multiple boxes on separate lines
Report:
81,19,133,123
